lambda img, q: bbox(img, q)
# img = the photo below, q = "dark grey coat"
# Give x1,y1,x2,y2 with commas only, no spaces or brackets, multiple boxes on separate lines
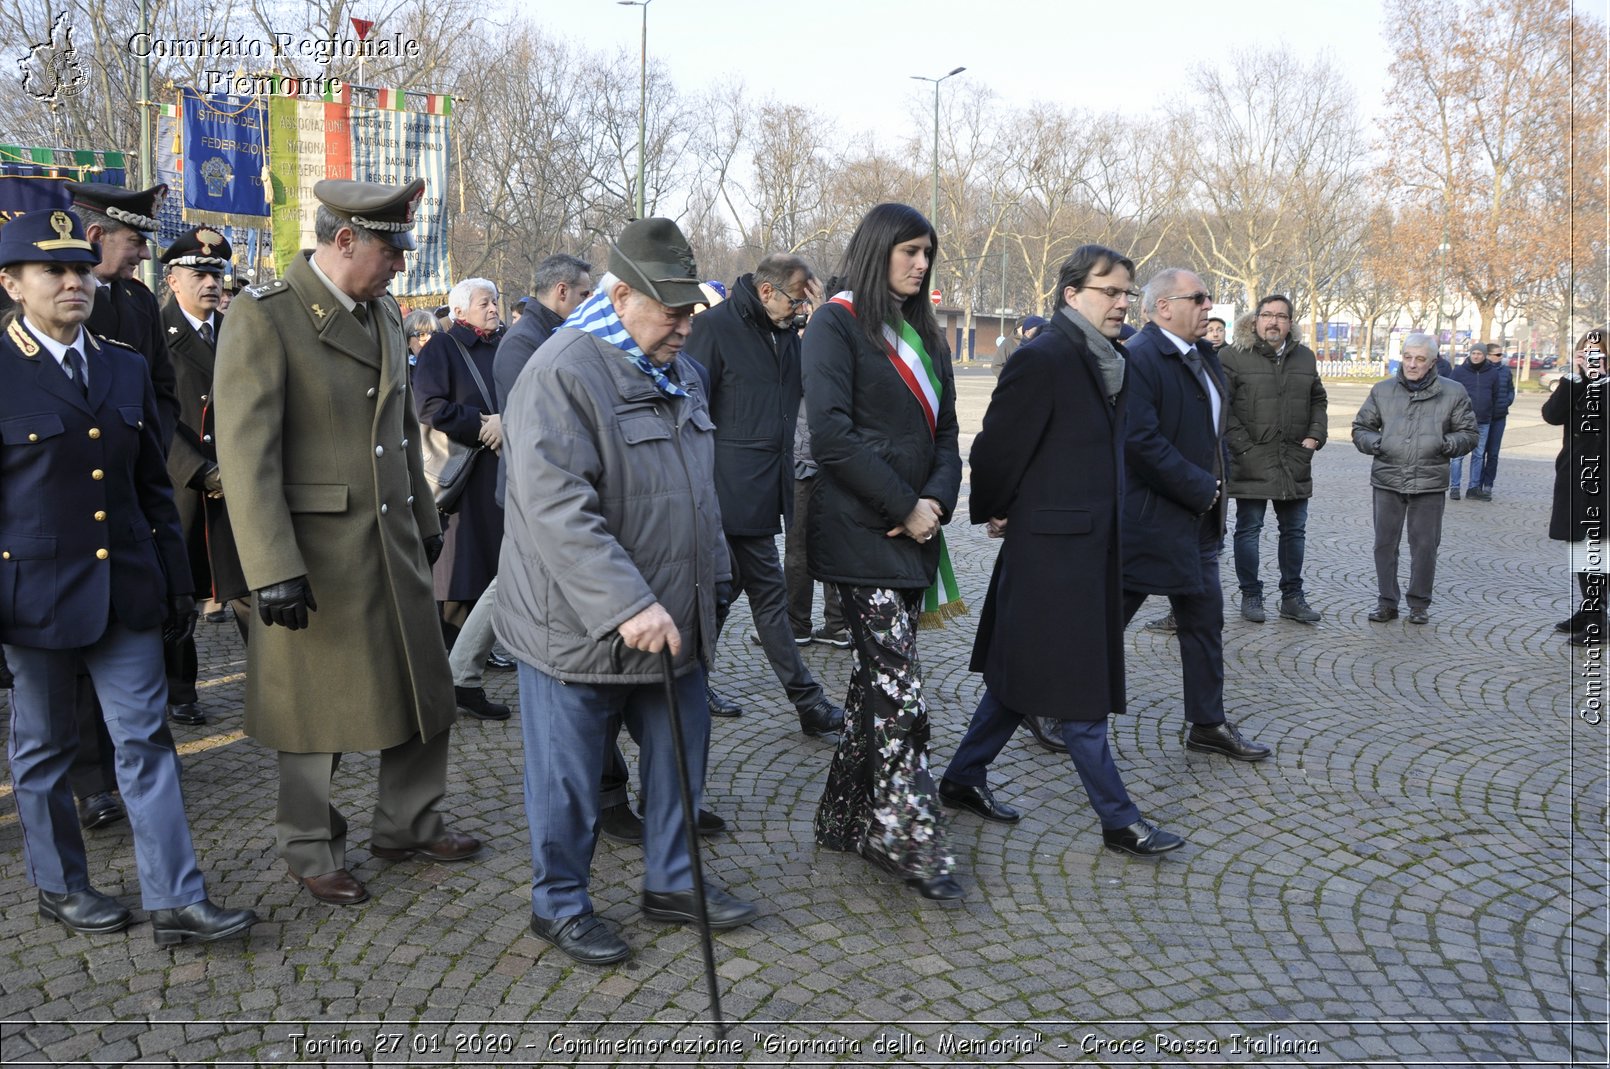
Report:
1220,330,1327,501
1351,370,1478,494
494,329,729,682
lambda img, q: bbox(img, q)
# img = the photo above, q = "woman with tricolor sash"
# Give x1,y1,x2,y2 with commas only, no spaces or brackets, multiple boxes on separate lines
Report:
802,203,966,902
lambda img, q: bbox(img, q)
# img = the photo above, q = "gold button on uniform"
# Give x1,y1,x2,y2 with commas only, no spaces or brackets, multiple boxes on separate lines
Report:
2,551,9,560
91,469,104,480
94,511,106,522
28,433,38,442
88,428,101,439
96,549,109,560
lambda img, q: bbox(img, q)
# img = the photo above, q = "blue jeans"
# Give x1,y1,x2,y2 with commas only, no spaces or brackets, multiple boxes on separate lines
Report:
1449,423,1491,491
517,659,708,921
1232,497,1309,598
1481,417,1506,490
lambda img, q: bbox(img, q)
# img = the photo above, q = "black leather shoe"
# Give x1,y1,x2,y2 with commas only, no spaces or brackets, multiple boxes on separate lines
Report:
938,779,1021,824
1102,819,1186,857
641,887,759,929
454,685,511,721
78,791,125,830
1570,621,1605,646
1023,715,1068,753
531,912,631,965
905,874,965,901
1186,721,1272,762
599,804,645,844
485,650,517,672
1368,606,1399,623
167,702,206,725
38,889,132,934
697,809,726,836
203,608,229,624
799,698,845,737
150,899,257,946
1408,609,1430,625
706,685,743,718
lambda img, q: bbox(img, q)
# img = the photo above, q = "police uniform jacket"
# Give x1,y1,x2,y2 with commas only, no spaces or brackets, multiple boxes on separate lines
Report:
213,252,454,753
0,320,189,649
162,299,246,601
85,276,181,445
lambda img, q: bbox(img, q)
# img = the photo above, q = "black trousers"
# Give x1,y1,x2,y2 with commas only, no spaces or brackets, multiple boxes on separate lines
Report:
1122,524,1226,727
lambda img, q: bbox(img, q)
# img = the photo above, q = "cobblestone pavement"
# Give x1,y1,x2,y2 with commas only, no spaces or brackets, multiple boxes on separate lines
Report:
1,377,1604,1067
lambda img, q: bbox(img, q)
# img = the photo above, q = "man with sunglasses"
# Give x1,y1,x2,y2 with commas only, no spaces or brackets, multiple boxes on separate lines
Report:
1119,269,1273,763
684,254,845,738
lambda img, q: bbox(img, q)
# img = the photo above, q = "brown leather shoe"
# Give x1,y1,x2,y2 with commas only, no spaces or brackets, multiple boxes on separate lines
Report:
290,867,370,905
370,830,481,863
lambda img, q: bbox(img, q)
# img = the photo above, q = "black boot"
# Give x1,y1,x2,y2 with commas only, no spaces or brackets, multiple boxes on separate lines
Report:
1559,572,1601,633
1569,573,1606,646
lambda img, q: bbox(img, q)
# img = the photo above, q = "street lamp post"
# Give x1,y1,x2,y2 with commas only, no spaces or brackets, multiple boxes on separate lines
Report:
910,66,965,227
618,0,653,219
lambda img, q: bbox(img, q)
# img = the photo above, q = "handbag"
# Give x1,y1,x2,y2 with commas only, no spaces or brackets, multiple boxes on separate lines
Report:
420,336,495,514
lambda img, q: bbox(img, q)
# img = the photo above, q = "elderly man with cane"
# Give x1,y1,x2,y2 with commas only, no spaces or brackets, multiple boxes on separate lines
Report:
496,217,758,966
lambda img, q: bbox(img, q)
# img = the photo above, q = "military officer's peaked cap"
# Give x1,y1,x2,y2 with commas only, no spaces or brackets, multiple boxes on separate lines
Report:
63,181,168,233
160,226,232,274
609,217,704,309
0,208,101,268
314,177,425,251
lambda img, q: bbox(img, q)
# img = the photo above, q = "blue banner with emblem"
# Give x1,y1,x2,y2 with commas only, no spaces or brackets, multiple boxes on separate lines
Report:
179,88,270,227
0,149,128,232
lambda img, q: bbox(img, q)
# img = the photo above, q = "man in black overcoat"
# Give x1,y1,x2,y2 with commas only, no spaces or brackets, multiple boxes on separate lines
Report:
159,227,250,725
940,246,1183,856
1119,268,1272,762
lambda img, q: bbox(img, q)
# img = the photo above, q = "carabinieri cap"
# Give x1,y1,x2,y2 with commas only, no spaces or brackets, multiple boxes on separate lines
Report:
160,226,233,274
63,181,169,233
313,177,426,251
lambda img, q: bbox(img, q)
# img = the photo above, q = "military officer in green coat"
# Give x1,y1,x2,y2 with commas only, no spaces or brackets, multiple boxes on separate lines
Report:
213,178,479,906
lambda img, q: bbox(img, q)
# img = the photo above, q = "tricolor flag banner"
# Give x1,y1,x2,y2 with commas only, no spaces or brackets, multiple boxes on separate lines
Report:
375,87,404,111
269,95,450,296
322,82,350,106
425,94,452,116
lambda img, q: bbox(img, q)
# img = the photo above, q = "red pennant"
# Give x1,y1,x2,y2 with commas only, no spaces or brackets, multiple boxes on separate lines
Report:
350,17,374,39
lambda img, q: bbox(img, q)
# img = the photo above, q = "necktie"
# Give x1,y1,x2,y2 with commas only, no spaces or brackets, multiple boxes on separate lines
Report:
199,321,214,346
63,347,88,397
353,302,379,346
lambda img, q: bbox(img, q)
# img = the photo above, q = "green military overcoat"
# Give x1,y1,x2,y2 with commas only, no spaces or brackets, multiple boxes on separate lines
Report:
213,251,455,752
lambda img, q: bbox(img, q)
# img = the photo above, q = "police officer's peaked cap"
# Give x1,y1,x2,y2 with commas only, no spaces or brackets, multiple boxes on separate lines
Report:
64,181,168,233
0,208,101,268
160,226,232,274
609,217,704,309
314,177,425,251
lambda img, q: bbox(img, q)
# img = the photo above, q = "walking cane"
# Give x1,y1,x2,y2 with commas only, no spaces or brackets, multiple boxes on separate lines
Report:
611,635,727,1038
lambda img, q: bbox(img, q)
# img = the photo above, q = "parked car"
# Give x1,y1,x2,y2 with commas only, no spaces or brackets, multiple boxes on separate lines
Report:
1542,370,1567,392
1505,353,1552,372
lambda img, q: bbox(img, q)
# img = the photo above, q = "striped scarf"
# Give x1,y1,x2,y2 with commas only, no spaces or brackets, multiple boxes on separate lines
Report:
827,291,966,629
562,290,687,398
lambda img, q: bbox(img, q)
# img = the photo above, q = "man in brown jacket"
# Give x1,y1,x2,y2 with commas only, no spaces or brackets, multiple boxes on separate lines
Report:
214,178,478,905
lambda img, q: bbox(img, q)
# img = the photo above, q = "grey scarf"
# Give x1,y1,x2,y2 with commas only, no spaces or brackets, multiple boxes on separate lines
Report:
1060,306,1125,402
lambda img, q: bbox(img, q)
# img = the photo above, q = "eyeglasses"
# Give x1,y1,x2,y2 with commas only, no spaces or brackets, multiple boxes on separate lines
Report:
769,288,808,310
1159,292,1212,306
1078,286,1139,300
409,330,435,338
1257,311,1291,322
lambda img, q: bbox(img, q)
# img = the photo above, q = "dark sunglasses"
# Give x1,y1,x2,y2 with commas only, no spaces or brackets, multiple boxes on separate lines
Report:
1159,291,1212,306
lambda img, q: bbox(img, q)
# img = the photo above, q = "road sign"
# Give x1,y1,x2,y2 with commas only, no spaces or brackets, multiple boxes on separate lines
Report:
930,288,941,306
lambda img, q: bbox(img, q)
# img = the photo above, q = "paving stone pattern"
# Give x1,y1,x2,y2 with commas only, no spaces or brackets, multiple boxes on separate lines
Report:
1,378,1603,1066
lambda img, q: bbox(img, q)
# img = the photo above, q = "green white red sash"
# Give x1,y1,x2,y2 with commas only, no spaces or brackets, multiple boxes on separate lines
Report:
827,291,966,627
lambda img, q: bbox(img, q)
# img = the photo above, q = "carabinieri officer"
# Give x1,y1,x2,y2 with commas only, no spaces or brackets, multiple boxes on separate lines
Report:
0,208,256,946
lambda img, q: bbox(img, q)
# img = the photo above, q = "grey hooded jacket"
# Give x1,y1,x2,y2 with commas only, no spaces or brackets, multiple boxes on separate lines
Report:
494,327,728,682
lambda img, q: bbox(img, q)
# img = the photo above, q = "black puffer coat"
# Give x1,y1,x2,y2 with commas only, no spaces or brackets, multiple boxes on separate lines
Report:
1220,322,1327,500
1543,374,1607,542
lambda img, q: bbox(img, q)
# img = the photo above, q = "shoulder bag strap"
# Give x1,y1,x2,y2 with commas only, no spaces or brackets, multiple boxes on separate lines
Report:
448,335,496,411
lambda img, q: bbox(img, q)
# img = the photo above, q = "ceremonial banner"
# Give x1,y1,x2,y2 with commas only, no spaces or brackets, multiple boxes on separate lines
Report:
157,104,265,273
179,88,271,227
269,92,450,297
0,148,127,229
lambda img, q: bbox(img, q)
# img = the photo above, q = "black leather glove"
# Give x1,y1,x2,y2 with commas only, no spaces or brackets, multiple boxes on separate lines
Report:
202,465,224,497
163,594,197,645
256,576,317,629
424,534,444,566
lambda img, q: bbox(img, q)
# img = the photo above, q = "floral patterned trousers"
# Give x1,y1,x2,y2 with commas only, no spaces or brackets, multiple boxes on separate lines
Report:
814,585,953,881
